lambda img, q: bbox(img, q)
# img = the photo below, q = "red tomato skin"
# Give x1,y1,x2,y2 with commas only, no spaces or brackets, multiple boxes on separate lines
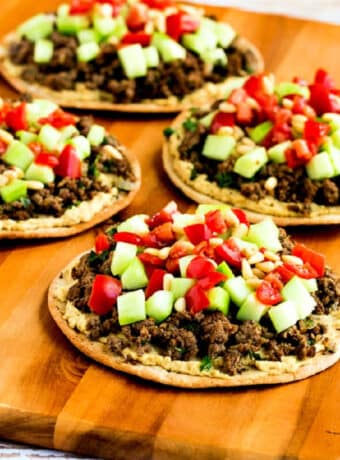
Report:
151,222,176,244
126,3,148,31
114,232,143,246
145,269,167,298
231,208,249,226
121,32,151,46
291,244,325,277
214,239,242,269
197,271,227,290
0,140,7,155
314,68,335,90
210,111,235,134
273,265,295,284
304,119,330,151
283,262,318,279
166,11,199,41
39,109,77,128
146,201,177,229
69,0,94,14
256,279,283,305
88,274,122,315
186,256,215,279
5,102,28,132
184,223,212,245
35,153,59,168
54,145,81,178
185,284,210,314
138,252,164,267
193,240,215,259
95,233,111,253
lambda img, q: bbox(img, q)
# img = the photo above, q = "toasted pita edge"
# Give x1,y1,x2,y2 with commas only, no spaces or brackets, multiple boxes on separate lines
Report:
0,34,263,113
48,253,340,388
0,147,141,239
162,111,340,226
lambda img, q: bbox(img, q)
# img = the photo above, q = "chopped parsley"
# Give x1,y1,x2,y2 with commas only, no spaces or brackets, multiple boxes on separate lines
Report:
190,167,198,180
200,356,213,372
215,172,235,188
183,118,198,132
106,224,119,236
88,249,110,267
19,197,31,208
163,127,176,138
88,159,99,178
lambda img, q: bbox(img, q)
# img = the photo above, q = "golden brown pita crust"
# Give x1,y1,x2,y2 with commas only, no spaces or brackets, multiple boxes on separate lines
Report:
48,253,340,388
0,34,263,113
0,147,141,239
162,111,340,226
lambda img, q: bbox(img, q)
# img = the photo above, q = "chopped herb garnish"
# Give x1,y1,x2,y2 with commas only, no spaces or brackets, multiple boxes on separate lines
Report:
88,249,110,267
88,159,99,178
19,197,31,208
106,224,119,236
175,347,186,355
200,356,213,372
190,167,198,180
304,318,315,329
183,119,198,132
215,172,235,188
248,351,262,360
163,127,175,138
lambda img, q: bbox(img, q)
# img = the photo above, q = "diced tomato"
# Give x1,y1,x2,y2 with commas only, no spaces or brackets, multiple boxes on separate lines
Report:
151,222,176,244
314,68,336,90
95,233,111,253
285,146,308,169
256,279,283,305
292,243,325,277
141,0,175,9
69,0,94,14
146,201,177,229
54,145,81,178
5,102,28,132
0,140,7,154
166,11,199,41
304,119,330,151
88,274,122,315
142,232,163,248
205,210,227,234
243,74,264,99
121,32,151,47
114,231,143,246
256,93,279,120
39,109,77,128
168,240,192,259
184,223,212,245
210,111,235,134
231,208,249,226
236,102,254,125
126,3,148,31
35,153,59,168
291,94,308,115
197,271,227,290
138,252,164,267
145,268,167,298
273,264,295,284
228,88,247,105
292,139,313,162
283,262,318,279
0,103,11,125
186,255,215,279
28,142,43,155
215,239,242,269
185,284,210,314
309,83,340,115
165,257,180,274
192,240,215,258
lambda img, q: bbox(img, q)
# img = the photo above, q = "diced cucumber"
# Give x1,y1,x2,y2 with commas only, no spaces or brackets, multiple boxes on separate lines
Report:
0,179,27,203
3,141,34,171
111,242,137,276
117,214,149,234
117,289,146,326
87,124,105,147
25,163,55,184
93,16,116,37
299,278,318,293
322,113,340,132
331,129,340,149
231,237,258,255
182,32,211,55
201,48,227,67
146,290,173,323
225,276,252,307
143,46,160,68
77,42,100,62
178,255,196,278
217,261,234,280
208,286,230,315
305,152,335,180
152,32,186,63
195,18,218,49
57,4,70,17
118,44,147,79
38,124,61,152
202,134,236,161
326,145,340,175
248,121,273,144
59,125,79,142
169,277,195,300
275,82,310,100
173,212,203,228
121,257,148,290
233,147,268,178
34,39,54,63
18,14,54,42
77,29,100,44
246,219,282,252
237,293,268,322
16,130,37,145
215,22,236,48
267,141,291,163
199,111,217,128
68,135,91,159
281,276,316,320
268,301,299,333
196,203,230,214
222,77,247,99
105,16,127,40
57,15,89,35
26,99,58,125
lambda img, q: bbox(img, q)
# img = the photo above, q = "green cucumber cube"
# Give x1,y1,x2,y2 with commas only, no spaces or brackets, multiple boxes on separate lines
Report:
121,257,148,290
117,214,149,234
322,113,340,132
111,242,137,276
267,141,291,163
16,130,38,145
281,276,316,320
248,121,273,144
201,48,227,67
0,179,27,203
170,277,195,300
305,152,335,180
195,18,218,49
143,46,160,68
26,99,58,125
208,286,230,315
178,255,196,278
77,29,100,44
25,162,55,184
93,16,116,37
106,16,127,40
152,32,186,63
246,219,282,252
275,82,310,100
225,276,252,307
231,237,258,254
202,134,236,161
34,39,54,63
146,290,173,323
268,300,299,333
77,42,100,62
173,213,203,228
331,129,340,149
18,14,54,42
3,141,34,171
215,22,236,48
87,124,105,147
233,147,268,178
196,203,230,214
117,289,146,326
68,135,91,159
38,124,61,152
199,111,217,128
59,125,79,142
57,15,89,35
326,146,340,175
237,293,268,322
300,278,318,293
182,32,209,55
217,261,234,280
118,44,147,79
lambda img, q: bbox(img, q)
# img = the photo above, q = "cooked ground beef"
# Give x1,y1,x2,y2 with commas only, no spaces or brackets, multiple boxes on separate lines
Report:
9,28,249,102
314,267,340,314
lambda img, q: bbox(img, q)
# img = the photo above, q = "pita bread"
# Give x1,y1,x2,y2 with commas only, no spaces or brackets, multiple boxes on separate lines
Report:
48,251,340,388
163,111,340,226
0,32,263,113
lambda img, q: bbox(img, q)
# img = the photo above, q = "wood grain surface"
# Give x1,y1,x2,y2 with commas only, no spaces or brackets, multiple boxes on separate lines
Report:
0,1,340,459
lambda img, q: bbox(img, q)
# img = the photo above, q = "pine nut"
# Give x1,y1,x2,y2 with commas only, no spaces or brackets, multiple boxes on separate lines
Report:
25,180,44,190
174,297,186,313
246,278,263,289
225,210,239,226
248,252,265,265
231,223,248,238
4,167,23,180
233,126,245,140
217,126,234,136
282,255,303,265
219,102,236,113
255,261,275,273
241,137,256,147
236,144,254,155
144,248,161,257
102,145,123,160
264,176,278,192
0,128,14,144
158,247,171,259
292,114,307,133
163,273,174,291
246,97,260,109
263,250,280,262
282,98,294,109
209,237,224,247
241,259,253,279
252,268,266,279
262,74,275,94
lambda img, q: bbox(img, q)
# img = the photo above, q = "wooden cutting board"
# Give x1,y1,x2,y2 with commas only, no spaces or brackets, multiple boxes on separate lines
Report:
0,2,340,459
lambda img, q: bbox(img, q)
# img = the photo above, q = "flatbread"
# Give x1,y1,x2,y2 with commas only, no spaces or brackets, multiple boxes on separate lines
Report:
0,33,263,113
48,251,340,388
162,111,340,226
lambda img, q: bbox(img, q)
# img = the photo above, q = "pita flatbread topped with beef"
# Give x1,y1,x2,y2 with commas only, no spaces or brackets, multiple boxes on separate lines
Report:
0,0,263,112
48,202,340,387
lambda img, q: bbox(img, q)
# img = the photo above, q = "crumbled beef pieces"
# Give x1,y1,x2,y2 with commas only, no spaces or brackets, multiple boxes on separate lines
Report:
197,311,238,358
9,39,33,65
67,272,95,311
87,309,120,339
106,334,130,355
0,200,33,220
77,116,95,137
319,179,340,205
240,182,267,201
278,227,295,254
234,320,269,350
314,268,340,314
221,350,245,375
44,70,77,91
278,325,316,361
179,124,207,158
